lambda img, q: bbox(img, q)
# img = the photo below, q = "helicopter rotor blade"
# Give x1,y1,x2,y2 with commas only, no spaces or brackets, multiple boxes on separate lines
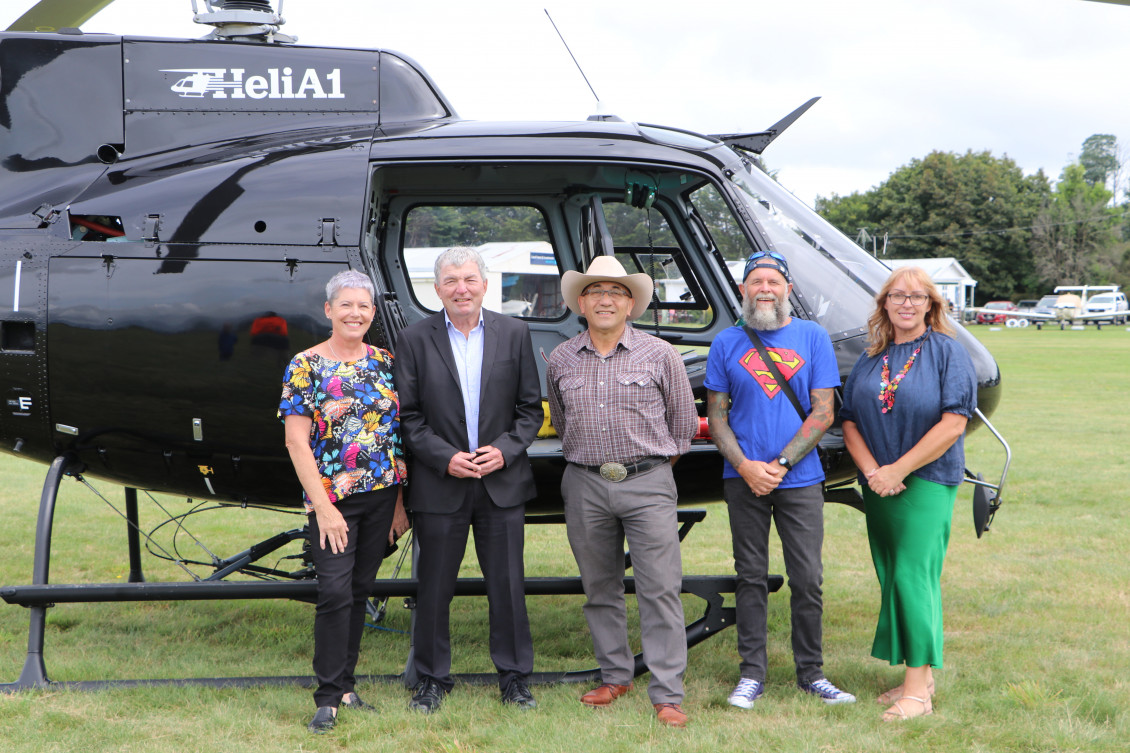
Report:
6,0,117,32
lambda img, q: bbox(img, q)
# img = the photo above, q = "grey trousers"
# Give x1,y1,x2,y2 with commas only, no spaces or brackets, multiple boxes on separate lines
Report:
562,462,686,704
724,479,825,684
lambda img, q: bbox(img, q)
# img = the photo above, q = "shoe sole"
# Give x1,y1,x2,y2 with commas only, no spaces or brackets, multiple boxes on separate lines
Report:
728,697,757,709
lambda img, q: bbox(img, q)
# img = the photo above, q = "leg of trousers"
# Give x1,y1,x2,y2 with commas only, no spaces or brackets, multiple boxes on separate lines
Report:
563,463,686,704
725,479,825,683
412,481,532,692
309,486,398,708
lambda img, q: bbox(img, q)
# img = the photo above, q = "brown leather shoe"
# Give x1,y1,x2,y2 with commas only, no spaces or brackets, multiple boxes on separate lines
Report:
580,683,633,707
654,703,688,728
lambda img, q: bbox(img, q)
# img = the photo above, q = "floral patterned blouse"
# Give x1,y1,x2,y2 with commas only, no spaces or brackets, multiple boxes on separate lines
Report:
278,345,406,512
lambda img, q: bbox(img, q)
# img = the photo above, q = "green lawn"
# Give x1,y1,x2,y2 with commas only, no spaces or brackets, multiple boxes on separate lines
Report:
0,325,1127,752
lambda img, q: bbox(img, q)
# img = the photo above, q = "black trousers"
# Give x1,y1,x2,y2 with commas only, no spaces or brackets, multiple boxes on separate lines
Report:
308,486,398,708
411,480,533,692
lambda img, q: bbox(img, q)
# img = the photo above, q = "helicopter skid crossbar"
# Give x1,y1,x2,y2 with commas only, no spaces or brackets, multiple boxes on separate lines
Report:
1,457,776,692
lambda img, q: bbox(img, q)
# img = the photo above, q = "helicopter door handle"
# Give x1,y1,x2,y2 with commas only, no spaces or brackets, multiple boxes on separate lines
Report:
192,418,204,441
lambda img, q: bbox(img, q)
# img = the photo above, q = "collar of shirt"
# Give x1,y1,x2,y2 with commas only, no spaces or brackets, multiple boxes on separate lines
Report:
576,323,638,356
443,308,485,335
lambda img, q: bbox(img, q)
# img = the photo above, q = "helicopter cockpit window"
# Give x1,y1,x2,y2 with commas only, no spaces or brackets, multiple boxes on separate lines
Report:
726,167,886,339
604,202,713,330
400,205,566,319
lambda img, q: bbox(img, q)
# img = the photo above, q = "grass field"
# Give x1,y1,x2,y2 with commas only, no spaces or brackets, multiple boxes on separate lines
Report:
1,325,1127,752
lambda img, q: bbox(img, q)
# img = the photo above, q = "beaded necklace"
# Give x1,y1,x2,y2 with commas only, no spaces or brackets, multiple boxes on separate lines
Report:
878,343,922,413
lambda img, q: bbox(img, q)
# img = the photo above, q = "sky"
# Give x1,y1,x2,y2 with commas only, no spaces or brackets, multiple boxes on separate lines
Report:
3,0,1129,206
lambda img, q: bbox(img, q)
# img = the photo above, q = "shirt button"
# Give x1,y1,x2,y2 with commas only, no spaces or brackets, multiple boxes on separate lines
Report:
599,404,604,408
601,427,607,432
598,381,604,386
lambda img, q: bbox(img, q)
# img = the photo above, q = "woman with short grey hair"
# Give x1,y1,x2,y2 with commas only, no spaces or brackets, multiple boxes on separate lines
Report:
279,268,409,733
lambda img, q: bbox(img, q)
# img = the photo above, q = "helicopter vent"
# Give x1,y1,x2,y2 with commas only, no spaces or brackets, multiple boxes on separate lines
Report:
192,0,296,44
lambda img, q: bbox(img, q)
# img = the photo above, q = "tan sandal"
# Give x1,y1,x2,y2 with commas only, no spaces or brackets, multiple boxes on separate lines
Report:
882,695,933,721
876,681,935,705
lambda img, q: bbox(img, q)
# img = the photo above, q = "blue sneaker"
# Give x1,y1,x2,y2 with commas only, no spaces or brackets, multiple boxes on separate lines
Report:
798,677,856,705
727,677,764,709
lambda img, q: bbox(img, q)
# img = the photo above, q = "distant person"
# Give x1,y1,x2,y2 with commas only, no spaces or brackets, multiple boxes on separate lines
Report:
705,250,856,710
279,270,409,734
546,256,698,728
252,311,291,366
395,247,543,714
217,322,237,360
839,266,977,721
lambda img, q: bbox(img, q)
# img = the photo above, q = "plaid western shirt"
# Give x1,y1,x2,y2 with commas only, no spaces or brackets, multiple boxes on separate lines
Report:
546,325,697,466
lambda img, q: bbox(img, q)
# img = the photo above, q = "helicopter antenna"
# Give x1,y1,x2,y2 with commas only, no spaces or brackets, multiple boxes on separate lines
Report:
191,0,296,44
545,9,621,121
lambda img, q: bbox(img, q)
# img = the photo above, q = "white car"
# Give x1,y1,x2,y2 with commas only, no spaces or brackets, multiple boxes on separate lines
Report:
1084,292,1129,324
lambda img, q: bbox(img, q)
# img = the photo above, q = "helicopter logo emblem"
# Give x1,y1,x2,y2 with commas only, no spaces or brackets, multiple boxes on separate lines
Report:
161,67,345,100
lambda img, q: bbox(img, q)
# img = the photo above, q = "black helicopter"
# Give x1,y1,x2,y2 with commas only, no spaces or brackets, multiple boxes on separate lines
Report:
0,0,1009,689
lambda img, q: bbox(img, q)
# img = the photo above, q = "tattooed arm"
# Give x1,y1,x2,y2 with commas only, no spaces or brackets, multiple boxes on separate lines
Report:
771,387,835,475
707,389,782,495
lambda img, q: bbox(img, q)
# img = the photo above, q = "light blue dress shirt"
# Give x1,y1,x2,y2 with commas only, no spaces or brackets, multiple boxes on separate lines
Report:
444,310,485,450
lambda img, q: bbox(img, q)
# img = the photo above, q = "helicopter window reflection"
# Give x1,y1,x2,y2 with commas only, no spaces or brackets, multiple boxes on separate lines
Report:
400,205,566,319
605,202,713,330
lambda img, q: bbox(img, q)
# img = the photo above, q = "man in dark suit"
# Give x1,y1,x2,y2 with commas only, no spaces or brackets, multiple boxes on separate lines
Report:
395,246,543,713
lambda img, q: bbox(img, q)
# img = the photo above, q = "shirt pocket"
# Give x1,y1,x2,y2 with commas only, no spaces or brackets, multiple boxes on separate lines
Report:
616,371,664,419
558,374,585,412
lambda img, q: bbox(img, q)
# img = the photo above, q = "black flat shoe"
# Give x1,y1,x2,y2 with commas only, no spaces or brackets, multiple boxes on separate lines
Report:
341,692,377,712
307,706,336,734
501,678,537,710
408,677,445,714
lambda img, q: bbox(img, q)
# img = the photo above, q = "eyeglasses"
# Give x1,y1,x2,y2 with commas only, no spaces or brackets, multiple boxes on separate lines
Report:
583,287,631,300
887,293,929,306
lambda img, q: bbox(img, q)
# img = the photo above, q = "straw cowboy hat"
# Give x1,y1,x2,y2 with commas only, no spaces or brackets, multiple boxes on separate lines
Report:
561,256,654,320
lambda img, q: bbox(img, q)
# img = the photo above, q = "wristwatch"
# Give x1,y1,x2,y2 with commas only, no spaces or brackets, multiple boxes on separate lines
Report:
776,455,793,471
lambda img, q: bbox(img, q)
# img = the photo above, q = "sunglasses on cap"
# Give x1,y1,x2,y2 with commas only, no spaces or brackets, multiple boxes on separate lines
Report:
742,250,791,282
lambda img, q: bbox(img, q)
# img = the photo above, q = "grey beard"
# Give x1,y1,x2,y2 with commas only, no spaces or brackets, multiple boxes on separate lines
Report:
743,294,788,331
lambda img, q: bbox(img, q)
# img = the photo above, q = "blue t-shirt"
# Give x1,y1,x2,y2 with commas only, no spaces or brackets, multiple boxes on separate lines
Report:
704,319,840,488
838,328,977,486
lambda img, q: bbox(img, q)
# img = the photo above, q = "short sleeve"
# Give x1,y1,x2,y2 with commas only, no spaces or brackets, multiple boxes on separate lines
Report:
809,326,841,389
278,353,314,420
939,340,977,418
704,331,732,393
838,354,868,424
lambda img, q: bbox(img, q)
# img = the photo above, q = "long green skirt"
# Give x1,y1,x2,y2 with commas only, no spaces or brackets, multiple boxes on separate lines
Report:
863,475,956,668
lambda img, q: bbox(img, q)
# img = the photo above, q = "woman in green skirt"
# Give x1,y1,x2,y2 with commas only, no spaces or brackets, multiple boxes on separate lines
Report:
839,266,977,721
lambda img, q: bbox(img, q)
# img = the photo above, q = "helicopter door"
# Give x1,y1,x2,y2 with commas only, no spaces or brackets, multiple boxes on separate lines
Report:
580,196,615,267
46,251,342,502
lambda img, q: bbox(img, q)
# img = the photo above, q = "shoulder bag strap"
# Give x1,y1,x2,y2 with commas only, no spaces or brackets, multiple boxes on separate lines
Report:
742,325,808,422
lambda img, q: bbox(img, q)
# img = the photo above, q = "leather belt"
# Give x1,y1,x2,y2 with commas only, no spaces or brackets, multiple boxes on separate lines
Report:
574,456,666,482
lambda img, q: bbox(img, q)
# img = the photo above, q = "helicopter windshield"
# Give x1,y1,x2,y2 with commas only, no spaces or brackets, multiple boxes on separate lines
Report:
725,163,892,340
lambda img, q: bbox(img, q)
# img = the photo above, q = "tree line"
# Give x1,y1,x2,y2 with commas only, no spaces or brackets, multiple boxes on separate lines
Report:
814,135,1130,303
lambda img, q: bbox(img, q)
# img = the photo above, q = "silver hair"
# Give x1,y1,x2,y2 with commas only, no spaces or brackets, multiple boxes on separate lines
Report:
325,269,375,303
433,246,488,280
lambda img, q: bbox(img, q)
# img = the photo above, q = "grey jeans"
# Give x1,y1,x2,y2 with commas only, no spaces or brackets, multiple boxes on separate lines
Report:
724,478,825,684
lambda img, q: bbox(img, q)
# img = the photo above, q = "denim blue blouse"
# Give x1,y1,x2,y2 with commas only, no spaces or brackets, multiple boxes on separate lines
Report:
839,328,977,486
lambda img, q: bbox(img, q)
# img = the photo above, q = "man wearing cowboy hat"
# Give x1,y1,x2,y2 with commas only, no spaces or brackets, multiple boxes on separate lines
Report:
545,255,697,728
705,250,855,710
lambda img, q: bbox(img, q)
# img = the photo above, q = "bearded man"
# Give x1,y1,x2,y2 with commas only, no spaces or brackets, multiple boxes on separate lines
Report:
704,250,856,710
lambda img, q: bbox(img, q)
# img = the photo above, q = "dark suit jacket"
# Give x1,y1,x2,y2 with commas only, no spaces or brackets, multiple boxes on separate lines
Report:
395,309,543,514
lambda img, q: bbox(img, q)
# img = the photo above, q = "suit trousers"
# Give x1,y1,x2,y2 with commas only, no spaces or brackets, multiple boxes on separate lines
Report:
724,478,825,684
411,479,533,692
308,486,398,708
562,462,686,705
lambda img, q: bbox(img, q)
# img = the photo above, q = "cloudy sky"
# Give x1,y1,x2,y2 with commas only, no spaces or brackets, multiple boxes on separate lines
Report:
4,0,1128,206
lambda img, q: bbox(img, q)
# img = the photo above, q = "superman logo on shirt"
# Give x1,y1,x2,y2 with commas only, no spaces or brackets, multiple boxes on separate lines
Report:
739,347,805,398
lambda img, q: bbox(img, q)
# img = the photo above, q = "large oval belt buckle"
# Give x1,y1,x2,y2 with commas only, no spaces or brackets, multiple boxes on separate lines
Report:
599,462,628,482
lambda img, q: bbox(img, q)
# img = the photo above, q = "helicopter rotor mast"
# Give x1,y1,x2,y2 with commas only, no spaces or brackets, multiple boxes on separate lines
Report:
191,0,295,44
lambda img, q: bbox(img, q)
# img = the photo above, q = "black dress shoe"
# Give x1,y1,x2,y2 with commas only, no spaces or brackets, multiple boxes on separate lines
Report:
307,706,336,734
408,677,445,714
501,678,537,710
341,692,377,712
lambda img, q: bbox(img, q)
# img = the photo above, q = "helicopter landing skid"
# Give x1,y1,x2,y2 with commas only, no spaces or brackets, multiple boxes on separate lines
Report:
1,458,776,692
